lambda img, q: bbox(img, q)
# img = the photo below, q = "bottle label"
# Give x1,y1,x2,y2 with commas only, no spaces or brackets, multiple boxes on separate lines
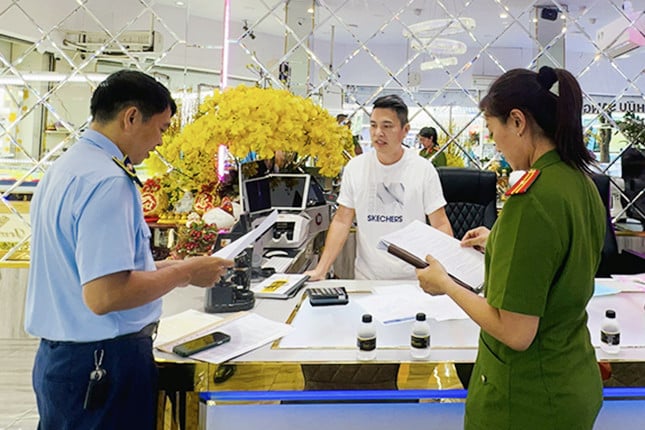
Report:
357,337,376,351
601,331,620,346
411,334,430,349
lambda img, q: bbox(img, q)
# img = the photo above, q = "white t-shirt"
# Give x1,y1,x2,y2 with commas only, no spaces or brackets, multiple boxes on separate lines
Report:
337,148,447,280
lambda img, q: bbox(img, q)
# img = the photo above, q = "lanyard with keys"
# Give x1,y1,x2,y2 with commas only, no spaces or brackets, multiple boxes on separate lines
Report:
83,348,109,410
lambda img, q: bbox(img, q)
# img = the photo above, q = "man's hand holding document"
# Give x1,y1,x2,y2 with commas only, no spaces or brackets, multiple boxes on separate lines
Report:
377,220,484,293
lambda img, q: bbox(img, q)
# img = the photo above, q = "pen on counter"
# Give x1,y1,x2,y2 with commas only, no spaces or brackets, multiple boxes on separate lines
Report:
383,316,416,325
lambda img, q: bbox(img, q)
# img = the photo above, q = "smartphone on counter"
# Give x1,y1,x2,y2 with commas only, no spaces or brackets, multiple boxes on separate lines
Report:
172,331,231,357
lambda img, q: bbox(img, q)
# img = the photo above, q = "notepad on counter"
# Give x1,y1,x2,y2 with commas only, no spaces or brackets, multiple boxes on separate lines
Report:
250,273,310,299
377,220,485,293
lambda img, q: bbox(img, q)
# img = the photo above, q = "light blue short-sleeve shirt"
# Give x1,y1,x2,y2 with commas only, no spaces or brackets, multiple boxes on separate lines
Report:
24,129,160,341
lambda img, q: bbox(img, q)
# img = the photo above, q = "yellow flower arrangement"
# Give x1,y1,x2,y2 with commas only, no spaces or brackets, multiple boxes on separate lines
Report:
148,85,354,197
436,123,465,168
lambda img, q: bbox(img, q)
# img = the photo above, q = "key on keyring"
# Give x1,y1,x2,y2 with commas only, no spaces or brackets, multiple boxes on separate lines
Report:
83,349,109,410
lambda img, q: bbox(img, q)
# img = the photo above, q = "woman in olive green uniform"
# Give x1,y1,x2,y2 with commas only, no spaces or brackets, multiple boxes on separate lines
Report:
416,66,605,430
418,126,447,167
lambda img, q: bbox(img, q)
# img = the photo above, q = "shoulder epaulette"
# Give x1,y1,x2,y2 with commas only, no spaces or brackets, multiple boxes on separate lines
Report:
505,169,540,196
112,156,143,188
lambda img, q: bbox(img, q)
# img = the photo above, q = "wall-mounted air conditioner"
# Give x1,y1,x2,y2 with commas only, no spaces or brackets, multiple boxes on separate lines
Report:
596,5,645,58
63,30,163,55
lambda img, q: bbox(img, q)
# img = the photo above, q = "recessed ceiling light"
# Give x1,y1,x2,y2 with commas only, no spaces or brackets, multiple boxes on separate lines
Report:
176,1,185,6
499,13,508,19
307,7,314,14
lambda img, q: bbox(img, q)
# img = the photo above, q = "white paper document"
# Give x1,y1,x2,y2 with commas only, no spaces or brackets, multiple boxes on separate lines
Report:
377,220,485,291
356,283,470,323
154,309,223,348
278,289,476,349
211,210,278,260
156,311,293,364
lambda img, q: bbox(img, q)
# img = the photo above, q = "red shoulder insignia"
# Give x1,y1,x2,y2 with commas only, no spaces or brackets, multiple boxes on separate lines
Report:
505,169,541,196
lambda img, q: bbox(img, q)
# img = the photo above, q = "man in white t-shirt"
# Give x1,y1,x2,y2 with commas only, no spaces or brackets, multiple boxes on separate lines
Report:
306,95,453,280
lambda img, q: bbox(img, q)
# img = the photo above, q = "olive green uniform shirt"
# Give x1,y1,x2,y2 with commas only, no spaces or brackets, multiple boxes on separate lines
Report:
419,147,447,167
465,150,605,430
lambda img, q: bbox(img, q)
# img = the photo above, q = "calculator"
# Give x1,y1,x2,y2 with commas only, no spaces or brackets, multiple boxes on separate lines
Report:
307,286,349,306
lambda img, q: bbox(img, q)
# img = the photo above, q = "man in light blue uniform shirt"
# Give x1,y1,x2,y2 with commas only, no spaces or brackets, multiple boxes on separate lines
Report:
24,70,233,429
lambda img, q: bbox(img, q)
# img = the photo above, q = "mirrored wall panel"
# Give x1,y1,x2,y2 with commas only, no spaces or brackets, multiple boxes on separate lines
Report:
0,0,643,259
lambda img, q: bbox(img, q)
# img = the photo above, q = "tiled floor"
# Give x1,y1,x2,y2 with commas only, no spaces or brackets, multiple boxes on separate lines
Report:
0,338,39,430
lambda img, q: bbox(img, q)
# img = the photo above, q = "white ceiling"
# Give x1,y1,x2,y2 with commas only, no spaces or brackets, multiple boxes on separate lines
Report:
155,0,636,53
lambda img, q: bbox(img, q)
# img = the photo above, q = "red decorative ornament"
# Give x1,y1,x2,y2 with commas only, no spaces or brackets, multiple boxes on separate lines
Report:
220,196,234,216
142,192,158,215
141,176,167,221
193,192,215,215
142,178,162,192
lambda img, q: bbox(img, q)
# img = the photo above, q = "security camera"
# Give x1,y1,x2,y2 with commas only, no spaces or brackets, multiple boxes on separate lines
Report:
540,7,559,21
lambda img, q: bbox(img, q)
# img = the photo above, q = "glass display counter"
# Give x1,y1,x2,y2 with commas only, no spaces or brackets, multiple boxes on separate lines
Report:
198,388,645,430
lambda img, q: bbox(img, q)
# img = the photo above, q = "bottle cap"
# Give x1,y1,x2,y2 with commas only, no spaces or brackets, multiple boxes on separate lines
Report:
362,314,372,323
416,312,426,321
605,309,616,318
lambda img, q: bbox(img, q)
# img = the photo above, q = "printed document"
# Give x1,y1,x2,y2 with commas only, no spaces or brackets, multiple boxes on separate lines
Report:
377,220,484,291
212,210,278,260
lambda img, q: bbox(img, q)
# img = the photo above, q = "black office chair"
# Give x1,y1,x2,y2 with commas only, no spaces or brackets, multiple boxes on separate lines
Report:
590,173,645,277
436,167,498,239
435,167,498,389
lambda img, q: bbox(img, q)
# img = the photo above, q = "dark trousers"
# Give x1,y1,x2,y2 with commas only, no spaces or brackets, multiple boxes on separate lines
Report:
33,336,158,430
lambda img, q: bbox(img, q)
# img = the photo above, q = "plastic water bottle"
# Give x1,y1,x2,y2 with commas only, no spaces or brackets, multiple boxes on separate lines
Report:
600,309,620,354
410,312,431,360
357,314,376,361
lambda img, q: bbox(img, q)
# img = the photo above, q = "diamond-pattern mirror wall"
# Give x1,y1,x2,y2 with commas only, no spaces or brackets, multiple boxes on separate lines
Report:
0,0,643,260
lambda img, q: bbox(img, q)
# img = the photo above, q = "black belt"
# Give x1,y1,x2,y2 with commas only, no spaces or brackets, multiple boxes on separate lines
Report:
43,321,159,345
111,321,159,341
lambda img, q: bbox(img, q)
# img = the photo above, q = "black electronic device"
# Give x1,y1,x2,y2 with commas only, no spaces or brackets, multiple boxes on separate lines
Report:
307,286,349,306
540,7,559,21
205,248,256,313
243,173,310,215
172,331,231,357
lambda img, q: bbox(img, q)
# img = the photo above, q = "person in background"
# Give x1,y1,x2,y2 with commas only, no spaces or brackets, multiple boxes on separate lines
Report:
307,95,452,281
24,70,234,429
418,126,447,167
336,113,363,156
416,66,605,429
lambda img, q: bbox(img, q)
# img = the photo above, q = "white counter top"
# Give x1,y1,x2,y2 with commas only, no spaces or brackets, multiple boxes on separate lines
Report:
160,279,645,364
